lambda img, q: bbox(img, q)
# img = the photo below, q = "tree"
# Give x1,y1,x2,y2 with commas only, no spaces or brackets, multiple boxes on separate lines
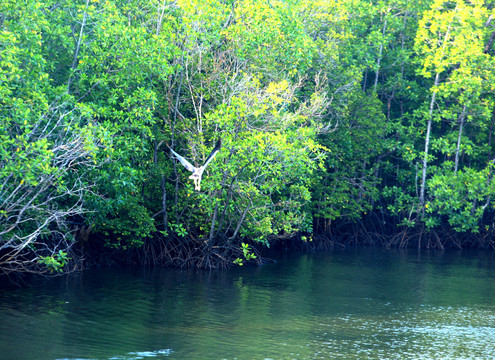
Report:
414,0,494,232
0,0,105,274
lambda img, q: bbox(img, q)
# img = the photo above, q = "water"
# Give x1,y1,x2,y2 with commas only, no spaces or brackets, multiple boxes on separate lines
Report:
1,248,495,360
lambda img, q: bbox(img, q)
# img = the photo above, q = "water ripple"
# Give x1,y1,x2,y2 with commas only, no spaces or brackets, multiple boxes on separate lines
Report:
2,250,495,360
57,348,173,360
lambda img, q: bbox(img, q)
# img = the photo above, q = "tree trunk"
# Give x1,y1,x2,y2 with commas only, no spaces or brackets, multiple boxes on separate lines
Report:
419,72,440,210
454,105,467,175
230,206,250,241
207,158,231,249
160,174,168,232
171,70,183,214
419,7,456,212
400,13,408,79
484,14,494,53
153,138,168,231
489,107,495,160
373,19,387,92
67,0,89,93
156,0,168,36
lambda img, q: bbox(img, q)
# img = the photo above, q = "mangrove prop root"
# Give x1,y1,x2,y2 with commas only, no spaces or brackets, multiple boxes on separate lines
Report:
124,236,263,269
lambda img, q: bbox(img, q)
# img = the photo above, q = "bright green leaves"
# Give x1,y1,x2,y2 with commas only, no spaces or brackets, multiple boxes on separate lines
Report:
427,165,494,232
314,90,387,222
3,0,495,271
93,198,156,249
220,0,317,78
415,0,488,78
233,242,257,266
170,223,188,238
177,0,231,41
161,76,325,245
196,78,324,243
0,0,123,273
64,0,182,249
411,0,495,231
37,250,71,274
0,90,106,272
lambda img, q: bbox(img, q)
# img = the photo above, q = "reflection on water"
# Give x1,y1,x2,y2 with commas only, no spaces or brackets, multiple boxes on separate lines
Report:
1,249,495,360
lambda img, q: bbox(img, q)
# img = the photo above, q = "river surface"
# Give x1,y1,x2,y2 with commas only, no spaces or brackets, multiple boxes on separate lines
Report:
1,248,495,360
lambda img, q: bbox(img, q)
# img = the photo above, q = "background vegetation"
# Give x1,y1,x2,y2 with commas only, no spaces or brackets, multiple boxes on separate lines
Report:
1,0,494,274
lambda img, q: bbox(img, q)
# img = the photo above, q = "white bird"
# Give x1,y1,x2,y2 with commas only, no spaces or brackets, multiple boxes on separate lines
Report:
168,139,222,191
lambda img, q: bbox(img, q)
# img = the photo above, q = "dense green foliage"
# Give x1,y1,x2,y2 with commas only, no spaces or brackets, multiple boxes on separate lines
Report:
1,0,494,273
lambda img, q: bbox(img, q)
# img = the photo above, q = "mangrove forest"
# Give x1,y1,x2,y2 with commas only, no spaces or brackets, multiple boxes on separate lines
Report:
1,0,495,275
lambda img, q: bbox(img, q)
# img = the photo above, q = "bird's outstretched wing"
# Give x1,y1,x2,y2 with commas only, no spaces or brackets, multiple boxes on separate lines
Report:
169,147,196,173
202,138,222,169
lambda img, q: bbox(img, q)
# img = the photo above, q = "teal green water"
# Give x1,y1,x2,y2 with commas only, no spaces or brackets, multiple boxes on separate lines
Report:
1,248,495,360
